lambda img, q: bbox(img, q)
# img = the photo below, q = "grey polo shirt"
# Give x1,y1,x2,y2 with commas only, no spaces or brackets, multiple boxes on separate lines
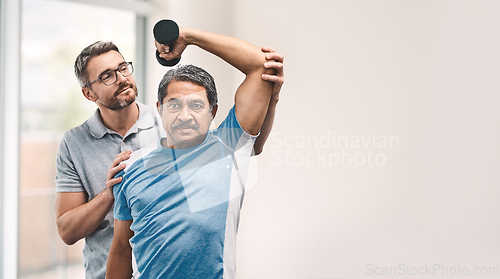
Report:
55,101,165,279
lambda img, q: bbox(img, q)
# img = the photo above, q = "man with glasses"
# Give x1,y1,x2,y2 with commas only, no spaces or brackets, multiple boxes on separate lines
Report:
55,41,165,279
55,40,283,279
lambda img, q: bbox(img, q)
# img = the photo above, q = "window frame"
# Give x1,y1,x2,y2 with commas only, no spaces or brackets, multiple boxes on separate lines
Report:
0,0,152,278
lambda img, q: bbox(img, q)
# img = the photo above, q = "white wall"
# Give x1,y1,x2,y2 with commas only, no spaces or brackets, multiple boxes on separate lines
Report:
149,1,500,278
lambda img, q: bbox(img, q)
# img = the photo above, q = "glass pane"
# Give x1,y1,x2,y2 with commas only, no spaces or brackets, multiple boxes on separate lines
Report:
20,0,136,278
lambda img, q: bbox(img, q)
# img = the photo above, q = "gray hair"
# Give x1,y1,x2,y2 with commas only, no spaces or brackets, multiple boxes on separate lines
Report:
74,41,121,87
157,64,217,109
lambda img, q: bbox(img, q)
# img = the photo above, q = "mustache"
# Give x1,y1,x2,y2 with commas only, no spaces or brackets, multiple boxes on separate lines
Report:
114,83,135,96
171,121,199,130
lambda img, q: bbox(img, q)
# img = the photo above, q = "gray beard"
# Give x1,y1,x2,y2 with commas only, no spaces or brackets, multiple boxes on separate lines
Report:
105,98,135,111
103,91,138,111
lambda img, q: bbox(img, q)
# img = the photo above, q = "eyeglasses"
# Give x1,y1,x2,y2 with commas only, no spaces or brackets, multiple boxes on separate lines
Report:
85,62,134,87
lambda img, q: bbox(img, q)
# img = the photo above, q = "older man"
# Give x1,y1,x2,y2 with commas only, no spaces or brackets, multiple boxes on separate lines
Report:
106,27,283,278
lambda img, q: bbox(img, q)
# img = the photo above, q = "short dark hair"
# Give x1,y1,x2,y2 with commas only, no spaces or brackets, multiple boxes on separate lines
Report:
74,41,121,87
157,64,218,109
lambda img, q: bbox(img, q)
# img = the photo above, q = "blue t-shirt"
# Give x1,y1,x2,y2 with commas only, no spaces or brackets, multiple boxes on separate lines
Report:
114,107,256,278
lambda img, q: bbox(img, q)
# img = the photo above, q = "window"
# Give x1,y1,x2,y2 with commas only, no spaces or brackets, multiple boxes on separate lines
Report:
19,0,142,277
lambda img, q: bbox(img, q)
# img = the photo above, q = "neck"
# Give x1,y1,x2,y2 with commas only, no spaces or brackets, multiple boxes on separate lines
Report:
98,102,139,137
163,135,206,150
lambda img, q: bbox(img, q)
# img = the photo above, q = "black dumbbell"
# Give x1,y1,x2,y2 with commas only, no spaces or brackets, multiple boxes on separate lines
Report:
153,19,181,66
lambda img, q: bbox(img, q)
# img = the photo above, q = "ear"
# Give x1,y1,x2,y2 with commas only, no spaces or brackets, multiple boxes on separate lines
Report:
82,87,97,102
156,101,162,115
211,104,218,119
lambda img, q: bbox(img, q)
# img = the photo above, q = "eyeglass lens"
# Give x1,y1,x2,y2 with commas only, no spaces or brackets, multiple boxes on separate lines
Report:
101,63,133,86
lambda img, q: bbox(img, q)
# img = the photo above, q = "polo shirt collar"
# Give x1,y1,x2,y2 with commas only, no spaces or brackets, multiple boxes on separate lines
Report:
88,102,155,139
136,102,156,131
88,108,108,139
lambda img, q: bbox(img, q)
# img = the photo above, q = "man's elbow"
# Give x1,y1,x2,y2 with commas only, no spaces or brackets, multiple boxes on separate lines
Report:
56,219,81,245
246,52,274,76
58,232,79,246
253,146,263,156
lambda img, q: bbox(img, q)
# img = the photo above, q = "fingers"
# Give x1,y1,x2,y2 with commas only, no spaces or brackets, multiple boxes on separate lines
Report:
106,151,131,184
261,46,276,53
159,46,185,61
111,151,132,168
263,61,284,83
155,40,170,54
108,162,126,178
155,40,179,61
264,61,284,71
156,31,188,61
159,51,178,61
264,51,285,83
262,46,284,63
265,52,284,63
105,165,125,193
262,48,284,75
105,176,123,189
260,48,285,100
261,73,283,84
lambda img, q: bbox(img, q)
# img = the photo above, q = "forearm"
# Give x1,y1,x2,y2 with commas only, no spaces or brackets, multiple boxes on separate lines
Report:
56,189,114,245
182,28,269,75
107,219,134,279
106,244,132,279
254,98,278,155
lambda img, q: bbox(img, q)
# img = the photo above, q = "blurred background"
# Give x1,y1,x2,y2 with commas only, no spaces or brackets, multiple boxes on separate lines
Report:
1,0,500,278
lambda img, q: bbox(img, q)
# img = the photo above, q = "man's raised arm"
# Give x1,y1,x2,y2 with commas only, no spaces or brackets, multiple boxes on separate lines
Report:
157,28,275,135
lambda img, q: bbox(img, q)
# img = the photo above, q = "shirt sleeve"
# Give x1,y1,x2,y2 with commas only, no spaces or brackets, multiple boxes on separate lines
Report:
55,135,85,193
217,106,258,151
113,170,133,221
